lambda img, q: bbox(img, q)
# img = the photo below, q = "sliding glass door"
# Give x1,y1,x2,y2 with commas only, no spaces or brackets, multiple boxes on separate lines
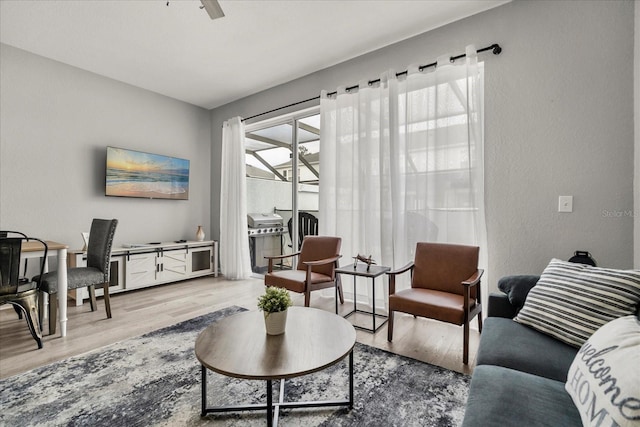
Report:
244,108,320,275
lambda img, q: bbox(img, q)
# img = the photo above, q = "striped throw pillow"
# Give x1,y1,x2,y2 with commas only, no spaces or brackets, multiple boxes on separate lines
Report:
514,259,640,348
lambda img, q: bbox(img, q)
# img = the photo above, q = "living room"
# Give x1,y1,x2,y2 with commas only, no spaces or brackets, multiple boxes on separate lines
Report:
1,1,639,426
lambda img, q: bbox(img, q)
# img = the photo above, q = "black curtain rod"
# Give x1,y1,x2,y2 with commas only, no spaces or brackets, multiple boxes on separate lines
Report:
242,43,501,123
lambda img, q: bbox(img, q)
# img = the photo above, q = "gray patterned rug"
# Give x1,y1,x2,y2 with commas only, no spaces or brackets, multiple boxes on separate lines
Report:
0,306,470,426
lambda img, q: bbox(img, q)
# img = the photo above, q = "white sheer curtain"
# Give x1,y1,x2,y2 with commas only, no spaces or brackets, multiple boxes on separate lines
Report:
220,116,252,280
320,45,486,308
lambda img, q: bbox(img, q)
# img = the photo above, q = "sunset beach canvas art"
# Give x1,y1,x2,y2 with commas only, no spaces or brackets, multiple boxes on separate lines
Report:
106,147,190,200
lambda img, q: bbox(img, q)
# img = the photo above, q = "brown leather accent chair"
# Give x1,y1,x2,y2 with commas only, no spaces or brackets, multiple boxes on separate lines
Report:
264,235,344,309
387,242,483,364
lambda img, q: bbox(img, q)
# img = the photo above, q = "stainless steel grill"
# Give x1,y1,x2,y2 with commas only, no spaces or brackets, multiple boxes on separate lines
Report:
248,226,286,236
247,213,285,237
247,213,286,273
247,213,283,228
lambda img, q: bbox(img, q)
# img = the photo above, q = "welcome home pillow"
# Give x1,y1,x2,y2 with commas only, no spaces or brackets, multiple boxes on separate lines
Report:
565,315,640,427
514,259,640,347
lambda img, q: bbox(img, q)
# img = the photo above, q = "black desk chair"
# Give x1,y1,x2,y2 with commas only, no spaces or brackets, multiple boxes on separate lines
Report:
287,212,318,251
0,232,48,349
34,219,118,335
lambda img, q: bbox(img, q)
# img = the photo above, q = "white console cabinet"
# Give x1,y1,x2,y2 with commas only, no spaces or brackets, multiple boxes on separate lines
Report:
68,240,218,305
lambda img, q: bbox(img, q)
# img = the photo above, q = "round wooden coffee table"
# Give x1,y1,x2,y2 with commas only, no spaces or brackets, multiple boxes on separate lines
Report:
195,306,356,426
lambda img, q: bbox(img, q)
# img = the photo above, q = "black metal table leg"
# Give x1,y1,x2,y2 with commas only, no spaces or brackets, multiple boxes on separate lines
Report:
372,277,376,331
349,350,354,409
353,276,357,313
267,380,273,427
201,365,207,416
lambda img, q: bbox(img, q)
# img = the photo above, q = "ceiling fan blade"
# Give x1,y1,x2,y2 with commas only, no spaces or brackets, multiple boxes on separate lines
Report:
200,0,225,20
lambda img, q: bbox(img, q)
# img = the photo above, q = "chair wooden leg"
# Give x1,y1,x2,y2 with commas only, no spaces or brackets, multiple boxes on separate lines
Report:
49,295,58,336
463,321,470,364
103,284,112,319
336,276,344,304
88,285,97,312
477,313,483,333
304,290,311,307
387,311,394,342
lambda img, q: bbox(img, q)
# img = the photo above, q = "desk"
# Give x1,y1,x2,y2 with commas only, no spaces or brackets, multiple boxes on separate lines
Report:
22,241,68,337
335,263,390,333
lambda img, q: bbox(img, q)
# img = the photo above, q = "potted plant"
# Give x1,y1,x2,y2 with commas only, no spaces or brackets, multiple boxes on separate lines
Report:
257,286,292,335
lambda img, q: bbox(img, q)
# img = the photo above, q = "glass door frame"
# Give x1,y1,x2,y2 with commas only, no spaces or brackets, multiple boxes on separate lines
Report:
244,105,320,270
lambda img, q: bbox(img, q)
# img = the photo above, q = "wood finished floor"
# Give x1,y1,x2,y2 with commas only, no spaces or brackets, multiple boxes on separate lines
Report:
0,276,480,379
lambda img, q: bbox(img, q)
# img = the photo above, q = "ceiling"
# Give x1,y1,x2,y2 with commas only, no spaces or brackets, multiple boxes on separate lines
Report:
0,0,509,110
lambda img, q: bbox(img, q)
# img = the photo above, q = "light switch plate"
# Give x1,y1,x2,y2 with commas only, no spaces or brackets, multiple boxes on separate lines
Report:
558,196,573,213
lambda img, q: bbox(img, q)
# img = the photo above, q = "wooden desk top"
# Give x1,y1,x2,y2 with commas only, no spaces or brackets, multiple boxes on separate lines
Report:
21,240,68,253
195,307,356,380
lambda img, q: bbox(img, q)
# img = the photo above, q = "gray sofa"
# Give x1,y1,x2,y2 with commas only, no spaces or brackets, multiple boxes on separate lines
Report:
461,275,582,427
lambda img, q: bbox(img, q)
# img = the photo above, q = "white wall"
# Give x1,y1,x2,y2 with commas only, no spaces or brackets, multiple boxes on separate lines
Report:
635,1,639,269
211,0,636,290
0,44,212,248
246,178,292,214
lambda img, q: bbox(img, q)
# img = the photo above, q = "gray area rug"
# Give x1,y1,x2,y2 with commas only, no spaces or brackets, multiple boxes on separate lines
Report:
0,306,470,426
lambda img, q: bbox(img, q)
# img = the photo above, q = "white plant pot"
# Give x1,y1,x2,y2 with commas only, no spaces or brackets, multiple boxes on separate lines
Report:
263,310,288,335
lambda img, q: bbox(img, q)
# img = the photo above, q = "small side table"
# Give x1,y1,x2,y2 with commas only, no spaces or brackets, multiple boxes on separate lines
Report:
335,263,390,333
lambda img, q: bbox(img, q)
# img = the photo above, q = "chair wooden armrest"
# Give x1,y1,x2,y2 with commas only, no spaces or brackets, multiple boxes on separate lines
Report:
462,269,484,318
265,252,301,261
462,269,484,287
302,255,342,267
303,255,342,284
386,261,414,276
265,252,301,273
386,261,414,295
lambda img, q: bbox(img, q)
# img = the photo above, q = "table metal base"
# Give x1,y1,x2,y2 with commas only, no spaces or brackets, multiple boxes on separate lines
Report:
343,309,388,333
201,351,354,427
335,263,390,333
344,275,388,333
